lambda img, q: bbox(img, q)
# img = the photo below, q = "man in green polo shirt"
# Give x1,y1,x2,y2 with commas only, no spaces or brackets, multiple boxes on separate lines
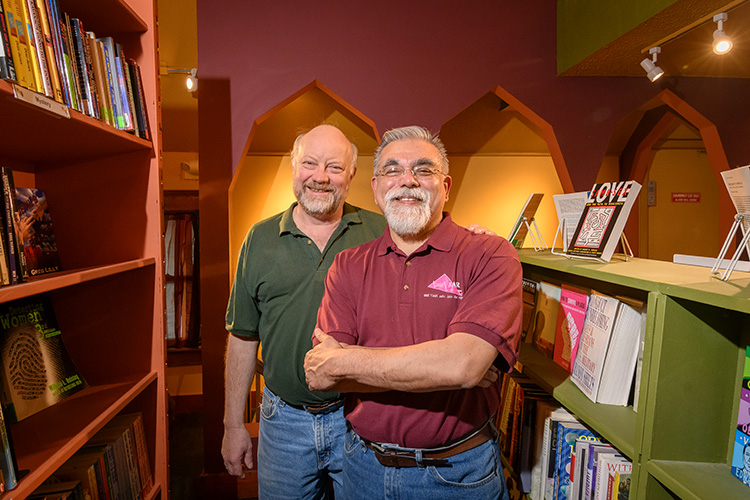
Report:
222,124,385,498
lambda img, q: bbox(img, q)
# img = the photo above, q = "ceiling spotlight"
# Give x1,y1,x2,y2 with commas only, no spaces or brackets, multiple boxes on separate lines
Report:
640,46,664,82
712,12,733,55
186,68,198,93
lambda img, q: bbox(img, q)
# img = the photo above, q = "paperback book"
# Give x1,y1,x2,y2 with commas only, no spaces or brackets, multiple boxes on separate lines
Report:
533,281,561,357
566,181,641,262
15,187,61,276
552,192,588,252
553,284,589,372
0,294,87,422
731,345,750,488
554,421,602,500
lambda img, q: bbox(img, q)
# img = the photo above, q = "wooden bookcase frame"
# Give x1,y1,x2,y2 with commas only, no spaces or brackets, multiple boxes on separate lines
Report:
0,0,165,498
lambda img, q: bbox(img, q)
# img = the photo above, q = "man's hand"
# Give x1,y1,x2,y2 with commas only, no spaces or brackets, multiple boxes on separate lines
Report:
304,329,345,391
477,364,499,388
467,223,496,236
222,425,253,478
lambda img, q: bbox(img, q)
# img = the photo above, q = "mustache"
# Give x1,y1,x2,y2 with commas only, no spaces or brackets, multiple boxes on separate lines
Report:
304,181,335,193
385,187,427,203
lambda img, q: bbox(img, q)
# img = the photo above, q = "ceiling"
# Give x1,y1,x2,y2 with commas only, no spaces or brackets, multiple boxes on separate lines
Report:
155,1,749,157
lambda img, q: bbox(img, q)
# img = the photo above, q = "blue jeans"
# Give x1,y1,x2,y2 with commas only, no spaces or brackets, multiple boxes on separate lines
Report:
341,426,510,500
257,386,345,499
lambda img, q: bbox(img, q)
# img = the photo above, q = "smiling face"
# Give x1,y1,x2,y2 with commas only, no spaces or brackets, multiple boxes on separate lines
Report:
372,138,451,239
292,125,356,219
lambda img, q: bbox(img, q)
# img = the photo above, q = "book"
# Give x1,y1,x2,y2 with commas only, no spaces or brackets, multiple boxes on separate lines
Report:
533,281,561,357
1,167,24,283
609,468,631,500
540,408,577,500
509,193,544,249
0,400,18,492
566,181,641,262
521,277,539,342
29,480,85,500
2,0,34,89
571,291,620,403
583,442,614,500
126,58,150,140
553,284,588,372
596,297,646,406
0,294,88,422
50,450,103,500
15,187,62,276
721,165,750,233
0,0,16,80
731,345,750,488
33,0,62,102
569,438,591,500
23,0,51,97
554,421,602,500
530,399,562,500
594,454,630,500
552,192,588,252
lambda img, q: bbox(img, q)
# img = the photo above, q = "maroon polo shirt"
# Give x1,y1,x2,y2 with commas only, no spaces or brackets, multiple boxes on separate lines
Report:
316,214,522,448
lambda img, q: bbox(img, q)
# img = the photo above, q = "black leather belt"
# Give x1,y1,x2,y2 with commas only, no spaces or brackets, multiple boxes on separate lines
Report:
361,420,495,468
285,398,344,415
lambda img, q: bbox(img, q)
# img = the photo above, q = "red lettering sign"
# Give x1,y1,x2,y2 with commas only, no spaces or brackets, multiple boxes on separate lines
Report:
671,192,701,203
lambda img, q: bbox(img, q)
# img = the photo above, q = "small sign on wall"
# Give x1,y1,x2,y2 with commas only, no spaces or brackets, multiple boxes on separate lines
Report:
671,192,701,203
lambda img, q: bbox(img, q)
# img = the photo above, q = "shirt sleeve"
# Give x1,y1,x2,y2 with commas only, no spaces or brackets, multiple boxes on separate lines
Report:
225,232,261,340
447,239,523,371
315,251,359,346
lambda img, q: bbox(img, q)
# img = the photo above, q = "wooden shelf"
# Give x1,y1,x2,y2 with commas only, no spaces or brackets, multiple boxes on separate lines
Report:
1,373,157,499
58,0,148,34
0,258,156,303
646,460,750,500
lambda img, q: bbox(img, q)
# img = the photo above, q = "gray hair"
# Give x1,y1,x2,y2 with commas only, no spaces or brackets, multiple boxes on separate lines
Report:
373,125,449,176
290,128,358,170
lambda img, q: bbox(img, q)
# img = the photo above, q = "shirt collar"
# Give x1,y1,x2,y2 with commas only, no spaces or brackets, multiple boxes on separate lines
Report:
378,213,457,256
279,202,364,237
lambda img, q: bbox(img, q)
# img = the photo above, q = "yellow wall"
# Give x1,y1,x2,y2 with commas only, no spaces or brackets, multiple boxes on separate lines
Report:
640,148,719,261
163,152,199,191
448,155,563,246
228,154,379,273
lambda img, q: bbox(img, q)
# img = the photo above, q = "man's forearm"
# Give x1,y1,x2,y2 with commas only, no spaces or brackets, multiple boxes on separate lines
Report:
307,332,498,393
224,334,260,428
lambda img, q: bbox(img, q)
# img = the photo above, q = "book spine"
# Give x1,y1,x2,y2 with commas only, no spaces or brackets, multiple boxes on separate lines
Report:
45,0,72,107
113,43,132,131
132,414,153,495
121,53,138,137
0,401,17,490
0,1,16,80
34,0,61,102
75,19,98,119
69,18,93,117
87,34,111,126
24,0,51,97
3,0,33,89
3,169,26,282
61,12,82,111
17,0,41,92
130,59,150,140
1,167,19,284
98,38,122,129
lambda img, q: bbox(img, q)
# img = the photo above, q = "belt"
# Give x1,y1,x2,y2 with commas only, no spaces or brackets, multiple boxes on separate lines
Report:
284,398,344,415
361,420,495,468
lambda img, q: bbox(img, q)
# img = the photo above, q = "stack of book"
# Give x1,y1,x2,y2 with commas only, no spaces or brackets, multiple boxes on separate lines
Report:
0,0,150,139
31,412,153,499
522,278,647,409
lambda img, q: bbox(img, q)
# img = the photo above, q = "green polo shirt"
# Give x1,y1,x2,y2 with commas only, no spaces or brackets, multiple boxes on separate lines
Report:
226,202,386,406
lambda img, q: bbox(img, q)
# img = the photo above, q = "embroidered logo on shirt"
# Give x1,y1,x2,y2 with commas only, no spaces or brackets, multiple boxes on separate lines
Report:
427,273,463,297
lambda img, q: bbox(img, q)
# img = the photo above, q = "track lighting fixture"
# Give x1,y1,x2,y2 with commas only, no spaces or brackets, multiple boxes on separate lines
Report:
166,67,198,93
712,12,733,55
640,47,664,82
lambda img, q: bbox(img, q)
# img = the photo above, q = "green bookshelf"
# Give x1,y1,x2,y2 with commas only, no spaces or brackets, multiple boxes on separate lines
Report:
517,249,750,500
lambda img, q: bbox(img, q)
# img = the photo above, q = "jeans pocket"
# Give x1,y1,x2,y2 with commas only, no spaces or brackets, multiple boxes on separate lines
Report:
343,428,362,457
428,441,500,489
260,389,279,420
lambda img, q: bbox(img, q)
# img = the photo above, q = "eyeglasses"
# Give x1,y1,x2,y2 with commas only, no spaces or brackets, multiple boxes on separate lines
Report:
376,165,444,179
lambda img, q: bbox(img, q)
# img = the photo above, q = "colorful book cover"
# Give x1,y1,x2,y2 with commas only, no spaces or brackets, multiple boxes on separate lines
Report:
521,277,539,342
554,421,601,500
612,469,631,500
731,345,750,487
553,284,588,372
0,294,87,422
15,187,61,276
584,442,613,500
566,181,641,262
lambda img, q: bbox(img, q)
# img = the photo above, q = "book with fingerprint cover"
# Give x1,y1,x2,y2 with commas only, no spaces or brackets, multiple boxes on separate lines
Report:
0,294,87,422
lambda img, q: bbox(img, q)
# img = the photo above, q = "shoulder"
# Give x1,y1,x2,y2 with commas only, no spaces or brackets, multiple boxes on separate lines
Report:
453,223,520,262
333,234,383,268
343,204,386,231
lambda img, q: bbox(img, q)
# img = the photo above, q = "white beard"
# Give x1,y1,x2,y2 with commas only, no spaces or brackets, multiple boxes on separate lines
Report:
295,181,342,217
383,187,432,237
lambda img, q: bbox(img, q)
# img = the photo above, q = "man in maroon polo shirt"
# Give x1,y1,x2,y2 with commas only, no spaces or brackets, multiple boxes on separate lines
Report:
304,125,522,499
